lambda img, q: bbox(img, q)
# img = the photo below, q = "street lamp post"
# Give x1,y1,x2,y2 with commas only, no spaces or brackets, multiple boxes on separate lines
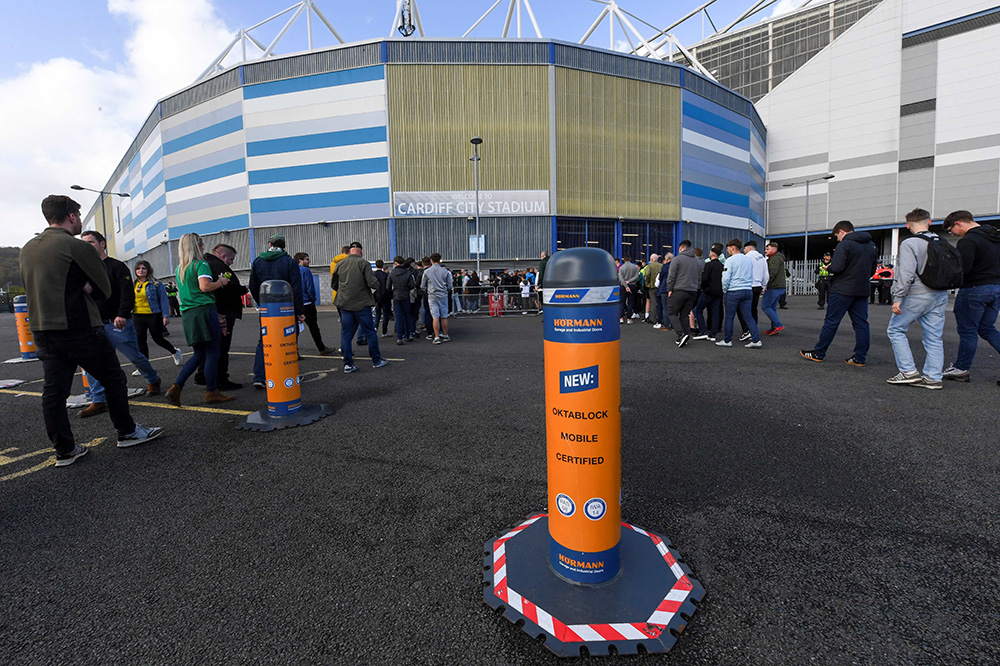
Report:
782,173,835,262
470,137,483,279
70,184,130,237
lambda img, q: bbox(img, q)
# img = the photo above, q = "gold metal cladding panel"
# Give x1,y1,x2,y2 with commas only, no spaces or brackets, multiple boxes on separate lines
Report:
555,69,681,219
387,65,549,192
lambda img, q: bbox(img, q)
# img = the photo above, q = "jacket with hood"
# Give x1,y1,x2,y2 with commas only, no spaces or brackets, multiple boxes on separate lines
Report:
766,251,787,289
957,224,1000,287
665,248,701,293
249,248,303,315
746,249,768,288
829,231,878,297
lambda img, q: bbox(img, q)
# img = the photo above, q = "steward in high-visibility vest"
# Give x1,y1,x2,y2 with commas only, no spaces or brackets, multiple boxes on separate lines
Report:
815,252,833,309
329,246,349,304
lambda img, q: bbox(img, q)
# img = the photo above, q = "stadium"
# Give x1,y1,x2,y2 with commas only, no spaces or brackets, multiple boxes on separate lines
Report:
82,0,1000,293
81,5,767,300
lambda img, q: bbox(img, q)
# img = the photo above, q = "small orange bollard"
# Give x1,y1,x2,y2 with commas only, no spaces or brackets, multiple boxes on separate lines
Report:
239,280,332,432
14,295,37,360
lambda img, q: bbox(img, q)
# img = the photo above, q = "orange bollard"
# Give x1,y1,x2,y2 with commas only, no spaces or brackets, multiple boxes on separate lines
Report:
239,280,332,432
14,295,37,360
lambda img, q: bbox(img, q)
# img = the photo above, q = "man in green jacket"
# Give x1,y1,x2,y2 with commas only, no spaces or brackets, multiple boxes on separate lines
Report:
761,241,787,335
333,241,387,374
19,195,164,466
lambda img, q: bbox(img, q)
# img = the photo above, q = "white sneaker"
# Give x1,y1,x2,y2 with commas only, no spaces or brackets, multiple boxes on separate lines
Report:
631,313,640,319
172,349,183,365
131,369,142,377
652,323,662,329
745,340,763,348
715,340,732,347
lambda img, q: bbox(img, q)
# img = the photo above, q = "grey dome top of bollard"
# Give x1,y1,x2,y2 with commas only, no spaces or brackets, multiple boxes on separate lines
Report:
259,279,292,303
544,248,618,289
14,295,26,304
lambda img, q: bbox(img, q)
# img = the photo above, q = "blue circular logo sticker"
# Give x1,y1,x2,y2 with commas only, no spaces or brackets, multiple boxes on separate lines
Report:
283,378,294,388
266,379,275,389
584,498,607,521
555,493,576,517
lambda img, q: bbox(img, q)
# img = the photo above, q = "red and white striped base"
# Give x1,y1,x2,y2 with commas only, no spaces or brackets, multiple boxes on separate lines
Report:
485,513,702,656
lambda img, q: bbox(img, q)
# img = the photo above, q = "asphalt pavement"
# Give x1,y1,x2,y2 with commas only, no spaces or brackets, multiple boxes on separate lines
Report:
1,298,998,665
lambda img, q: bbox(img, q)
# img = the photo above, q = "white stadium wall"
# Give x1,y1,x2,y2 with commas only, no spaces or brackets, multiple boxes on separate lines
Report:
759,0,1000,240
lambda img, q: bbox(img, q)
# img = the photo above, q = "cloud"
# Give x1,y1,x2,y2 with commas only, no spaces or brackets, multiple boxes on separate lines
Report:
770,0,808,18
0,0,234,248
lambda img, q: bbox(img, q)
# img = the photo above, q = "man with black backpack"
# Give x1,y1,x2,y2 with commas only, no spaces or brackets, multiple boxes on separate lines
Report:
942,210,1000,384
885,208,955,389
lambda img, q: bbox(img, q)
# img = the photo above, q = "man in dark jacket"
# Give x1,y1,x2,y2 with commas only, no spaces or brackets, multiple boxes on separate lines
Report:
665,240,702,347
693,245,724,341
333,242,386,373
79,230,162,415
292,251,333,356
249,234,304,389
19,195,163,465
653,253,672,330
195,244,249,389
761,241,787,335
801,220,878,365
388,256,416,344
941,211,1000,383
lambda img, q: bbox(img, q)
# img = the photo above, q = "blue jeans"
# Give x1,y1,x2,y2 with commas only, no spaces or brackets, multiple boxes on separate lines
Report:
393,299,413,341
694,292,721,336
814,293,869,361
89,320,159,403
657,292,670,326
176,307,222,391
723,290,758,343
341,308,383,366
761,288,785,329
887,292,948,381
952,283,1000,370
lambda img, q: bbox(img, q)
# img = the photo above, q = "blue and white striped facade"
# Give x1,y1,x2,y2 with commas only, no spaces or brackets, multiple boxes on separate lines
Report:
681,90,767,238
109,66,391,262
91,39,766,266
245,65,390,227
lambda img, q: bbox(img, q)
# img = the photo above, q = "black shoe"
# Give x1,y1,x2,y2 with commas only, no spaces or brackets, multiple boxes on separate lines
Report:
319,348,335,356
676,334,690,348
218,380,243,390
193,375,206,386
357,338,367,346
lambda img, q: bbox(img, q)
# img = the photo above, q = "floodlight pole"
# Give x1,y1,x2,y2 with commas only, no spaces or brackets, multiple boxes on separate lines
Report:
471,137,483,279
70,184,130,237
782,173,835,261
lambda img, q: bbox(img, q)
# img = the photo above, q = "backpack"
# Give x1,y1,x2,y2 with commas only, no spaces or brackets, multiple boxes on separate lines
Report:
913,234,964,290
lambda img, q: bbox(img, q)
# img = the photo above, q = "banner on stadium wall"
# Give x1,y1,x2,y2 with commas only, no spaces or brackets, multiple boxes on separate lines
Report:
393,190,550,217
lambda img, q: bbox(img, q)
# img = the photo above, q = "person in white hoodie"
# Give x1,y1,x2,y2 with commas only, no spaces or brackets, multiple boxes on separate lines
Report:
736,240,768,342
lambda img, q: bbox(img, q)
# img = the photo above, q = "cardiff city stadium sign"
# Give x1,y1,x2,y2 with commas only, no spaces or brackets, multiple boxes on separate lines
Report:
394,190,550,217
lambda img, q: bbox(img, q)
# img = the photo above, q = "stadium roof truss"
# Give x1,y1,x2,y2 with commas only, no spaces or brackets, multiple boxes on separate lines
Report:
194,0,826,86
196,0,347,83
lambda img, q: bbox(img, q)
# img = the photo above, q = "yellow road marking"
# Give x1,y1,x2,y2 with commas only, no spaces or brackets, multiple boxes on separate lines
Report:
0,437,106,481
0,389,253,416
228,351,405,362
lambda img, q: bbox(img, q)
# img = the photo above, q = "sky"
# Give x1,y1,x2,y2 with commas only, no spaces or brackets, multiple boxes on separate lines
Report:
0,0,805,248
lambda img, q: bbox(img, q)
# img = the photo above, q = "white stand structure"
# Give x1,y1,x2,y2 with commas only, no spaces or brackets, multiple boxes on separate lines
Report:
463,0,543,38
197,0,347,83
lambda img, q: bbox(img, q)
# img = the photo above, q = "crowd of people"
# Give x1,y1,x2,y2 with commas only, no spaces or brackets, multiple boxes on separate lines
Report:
618,209,1000,391
17,194,1000,468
